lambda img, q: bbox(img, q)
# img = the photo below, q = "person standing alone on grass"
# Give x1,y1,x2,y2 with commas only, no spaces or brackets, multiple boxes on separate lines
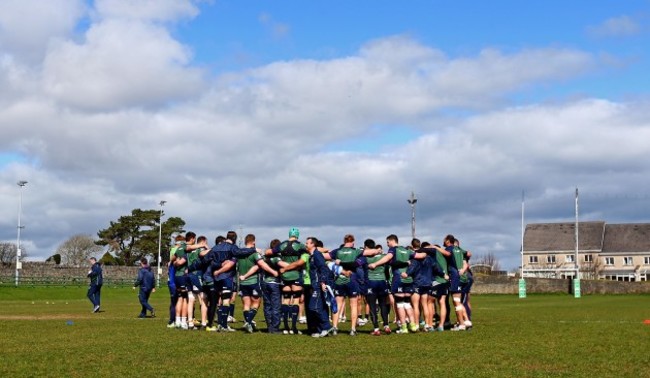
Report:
87,257,103,313
134,258,156,318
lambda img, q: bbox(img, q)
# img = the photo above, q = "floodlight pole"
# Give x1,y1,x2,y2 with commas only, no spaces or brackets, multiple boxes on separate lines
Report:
238,223,243,247
407,191,417,240
519,190,527,298
571,187,582,298
521,191,524,277
575,188,580,279
157,200,166,288
16,180,27,287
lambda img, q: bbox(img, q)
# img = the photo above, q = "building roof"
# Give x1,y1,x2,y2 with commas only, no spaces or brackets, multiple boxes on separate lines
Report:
523,221,605,252
602,224,650,253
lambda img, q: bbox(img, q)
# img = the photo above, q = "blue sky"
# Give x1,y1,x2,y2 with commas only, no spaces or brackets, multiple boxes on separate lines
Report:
176,1,647,78
1,0,649,269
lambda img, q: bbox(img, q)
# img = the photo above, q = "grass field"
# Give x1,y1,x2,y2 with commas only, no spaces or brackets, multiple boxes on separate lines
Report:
0,287,648,377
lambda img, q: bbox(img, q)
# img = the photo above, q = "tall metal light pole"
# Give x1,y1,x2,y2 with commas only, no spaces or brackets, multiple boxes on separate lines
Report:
521,190,525,278
407,191,417,240
157,200,166,288
574,187,581,298
16,180,27,287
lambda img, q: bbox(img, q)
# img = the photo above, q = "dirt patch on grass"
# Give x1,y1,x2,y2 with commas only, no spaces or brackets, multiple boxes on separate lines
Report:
0,314,95,320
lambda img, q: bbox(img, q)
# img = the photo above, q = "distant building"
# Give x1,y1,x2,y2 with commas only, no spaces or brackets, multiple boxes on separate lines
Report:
522,221,650,282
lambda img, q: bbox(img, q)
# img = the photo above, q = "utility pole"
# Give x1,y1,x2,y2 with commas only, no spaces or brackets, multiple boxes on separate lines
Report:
16,181,27,287
407,191,417,240
157,200,166,288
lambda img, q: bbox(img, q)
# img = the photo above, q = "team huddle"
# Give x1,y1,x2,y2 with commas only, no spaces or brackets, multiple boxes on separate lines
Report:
165,228,474,337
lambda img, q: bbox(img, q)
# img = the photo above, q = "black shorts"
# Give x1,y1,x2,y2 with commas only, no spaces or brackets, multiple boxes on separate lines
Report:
430,281,449,298
414,285,432,295
239,283,262,298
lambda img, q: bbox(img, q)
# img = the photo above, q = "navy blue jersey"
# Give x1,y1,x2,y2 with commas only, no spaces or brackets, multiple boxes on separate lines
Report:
309,250,333,289
407,255,435,287
134,266,155,291
88,263,103,285
446,245,461,270
209,242,238,281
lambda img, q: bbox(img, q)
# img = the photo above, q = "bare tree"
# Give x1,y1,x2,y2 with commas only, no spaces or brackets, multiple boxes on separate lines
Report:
56,234,102,266
473,252,502,272
580,256,603,280
0,242,27,266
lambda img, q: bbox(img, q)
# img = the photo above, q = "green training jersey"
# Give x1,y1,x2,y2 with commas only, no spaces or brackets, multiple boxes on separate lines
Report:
174,242,187,277
434,250,449,284
301,253,311,286
367,253,387,282
187,247,203,275
333,247,362,285
264,257,282,284
391,246,413,284
455,246,469,283
237,252,262,285
277,240,307,281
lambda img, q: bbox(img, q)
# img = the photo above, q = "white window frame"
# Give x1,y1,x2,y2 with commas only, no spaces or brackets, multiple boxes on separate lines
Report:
644,257,650,265
529,256,538,264
604,257,614,266
623,257,633,266
565,255,575,263
584,254,593,263
546,255,556,264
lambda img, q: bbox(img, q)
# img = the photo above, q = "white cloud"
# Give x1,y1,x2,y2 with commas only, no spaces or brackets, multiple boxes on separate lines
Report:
588,15,641,37
0,4,646,272
258,12,291,40
0,0,85,64
43,19,205,110
93,0,200,22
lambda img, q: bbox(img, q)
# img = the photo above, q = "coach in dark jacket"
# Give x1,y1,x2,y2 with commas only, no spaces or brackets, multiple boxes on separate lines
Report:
134,258,156,318
87,257,103,313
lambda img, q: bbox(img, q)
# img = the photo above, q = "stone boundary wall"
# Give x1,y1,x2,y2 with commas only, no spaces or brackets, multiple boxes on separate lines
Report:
2,263,650,294
0,262,156,281
473,275,650,295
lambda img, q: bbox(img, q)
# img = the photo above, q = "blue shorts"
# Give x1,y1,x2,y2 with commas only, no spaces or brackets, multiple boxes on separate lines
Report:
357,280,367,294
334,280,359,298
366,280,390,296
188,273,203,293
214,277,234,295
239,283,262,298
391,279,414,295
414,285,432,295
461,276,473,294
430,281,449,298
174,275,188,292
449,269,462,294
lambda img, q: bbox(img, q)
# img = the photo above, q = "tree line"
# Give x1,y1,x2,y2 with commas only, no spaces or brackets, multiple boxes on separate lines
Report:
9,208,508,270
35,208,185,267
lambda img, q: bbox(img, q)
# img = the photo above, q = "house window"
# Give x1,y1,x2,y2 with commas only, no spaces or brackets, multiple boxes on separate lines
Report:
645,257,650,265
546,255,556,264
529,256,538,264
604,257,614,266
623,257,633,266
566,255,575,263
584,254,593,263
